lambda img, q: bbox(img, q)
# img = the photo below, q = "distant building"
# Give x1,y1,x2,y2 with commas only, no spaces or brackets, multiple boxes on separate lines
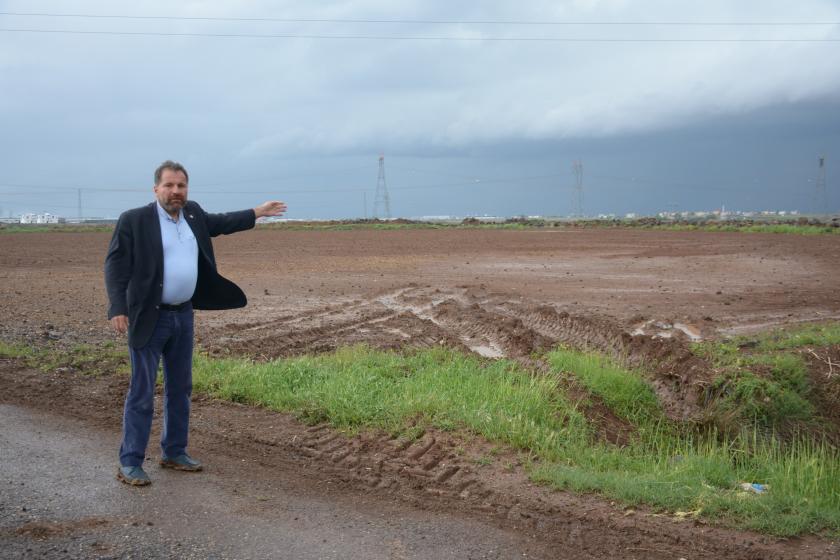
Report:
20,213,63,224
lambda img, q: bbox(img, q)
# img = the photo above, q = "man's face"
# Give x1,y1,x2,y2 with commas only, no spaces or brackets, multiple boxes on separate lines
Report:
154,169,189,215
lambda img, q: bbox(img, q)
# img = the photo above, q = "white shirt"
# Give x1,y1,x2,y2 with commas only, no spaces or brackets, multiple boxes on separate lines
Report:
156,202,198,305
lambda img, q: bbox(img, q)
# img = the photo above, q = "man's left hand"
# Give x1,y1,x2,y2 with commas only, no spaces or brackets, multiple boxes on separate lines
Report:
254,201,287,218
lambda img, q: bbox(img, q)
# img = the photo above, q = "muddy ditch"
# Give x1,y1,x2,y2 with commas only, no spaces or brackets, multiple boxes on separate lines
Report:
200,285,714,423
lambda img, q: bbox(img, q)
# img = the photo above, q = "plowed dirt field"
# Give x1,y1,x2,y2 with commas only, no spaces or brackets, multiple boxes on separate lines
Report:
2,226,839,559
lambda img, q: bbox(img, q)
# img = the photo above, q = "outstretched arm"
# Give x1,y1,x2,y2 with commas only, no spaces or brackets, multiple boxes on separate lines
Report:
254,201,287,219
203,201,287,237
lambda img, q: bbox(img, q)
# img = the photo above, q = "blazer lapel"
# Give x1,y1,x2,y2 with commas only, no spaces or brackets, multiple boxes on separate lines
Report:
183,202,212,262
148,202,163,269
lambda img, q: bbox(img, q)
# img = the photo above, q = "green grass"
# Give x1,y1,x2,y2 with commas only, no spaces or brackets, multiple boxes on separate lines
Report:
698,349,814,426
258,222,447,231
255,220,840,234
531,433,840,535
546,348,663,429
193,346,590,451
0,224,113,234
749,323,840,351
191,344,840,536
0,340,35,359
256,221,554,231
0,340,129,375
692,322,840,429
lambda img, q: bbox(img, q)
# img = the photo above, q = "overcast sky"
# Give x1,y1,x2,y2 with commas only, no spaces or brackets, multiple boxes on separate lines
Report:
1,1,838,219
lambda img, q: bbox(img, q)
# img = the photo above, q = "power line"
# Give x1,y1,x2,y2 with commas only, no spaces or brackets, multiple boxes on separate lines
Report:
589,172,772,194
0,172,778,196
1,12,838,26
0,172,572,195
0,184,141,192
0,190,71,195
1,28,837,42
197,165,373,188
6,201,123,212
398,166,484,182
0,166,374,192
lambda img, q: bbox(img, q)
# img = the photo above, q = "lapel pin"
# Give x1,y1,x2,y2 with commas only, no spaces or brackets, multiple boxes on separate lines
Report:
189,214,194,219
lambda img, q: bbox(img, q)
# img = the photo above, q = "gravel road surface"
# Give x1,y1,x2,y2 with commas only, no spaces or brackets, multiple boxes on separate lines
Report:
0,404,548,560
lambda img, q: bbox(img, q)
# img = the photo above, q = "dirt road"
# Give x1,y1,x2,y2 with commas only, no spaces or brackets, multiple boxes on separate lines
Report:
0,402,552,559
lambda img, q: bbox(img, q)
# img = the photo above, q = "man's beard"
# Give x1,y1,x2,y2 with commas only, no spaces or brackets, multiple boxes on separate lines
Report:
160,197,185,213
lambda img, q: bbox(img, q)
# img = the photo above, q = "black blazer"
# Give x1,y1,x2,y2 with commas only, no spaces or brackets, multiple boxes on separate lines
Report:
105,201,256,348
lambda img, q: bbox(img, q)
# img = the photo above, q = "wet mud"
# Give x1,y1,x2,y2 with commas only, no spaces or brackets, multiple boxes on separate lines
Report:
202,285,713,421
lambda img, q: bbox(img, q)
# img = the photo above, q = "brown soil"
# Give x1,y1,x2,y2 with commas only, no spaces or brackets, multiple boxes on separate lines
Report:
13,518,111,540
2,227,840,557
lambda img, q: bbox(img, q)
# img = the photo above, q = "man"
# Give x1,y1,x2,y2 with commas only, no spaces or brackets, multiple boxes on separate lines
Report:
105,160,286,486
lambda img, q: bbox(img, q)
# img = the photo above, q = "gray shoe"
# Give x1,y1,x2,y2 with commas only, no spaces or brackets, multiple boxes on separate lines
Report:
160,454,203,472
117,465,151,486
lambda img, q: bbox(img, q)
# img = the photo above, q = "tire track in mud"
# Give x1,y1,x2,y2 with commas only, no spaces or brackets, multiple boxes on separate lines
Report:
483,298,712,420
296,427,483,499
373,287,512,357
238,426,719,559
203,404,820,560
205,307,395,358
202,285,712,420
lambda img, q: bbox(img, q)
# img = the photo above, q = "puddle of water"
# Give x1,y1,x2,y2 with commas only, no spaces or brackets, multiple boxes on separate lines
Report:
632,319,703,342
472,344,505,358
378,288,508,359
384,327,411,339
673,323,702,342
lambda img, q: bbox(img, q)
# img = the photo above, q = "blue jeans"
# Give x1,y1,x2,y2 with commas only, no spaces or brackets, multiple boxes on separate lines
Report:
119,306,194,467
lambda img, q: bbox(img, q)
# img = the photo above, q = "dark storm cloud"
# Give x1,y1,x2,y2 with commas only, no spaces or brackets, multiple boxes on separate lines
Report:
0,1,838,218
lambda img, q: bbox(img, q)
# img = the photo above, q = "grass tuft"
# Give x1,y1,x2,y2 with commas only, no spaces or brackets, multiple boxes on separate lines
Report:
546,348,663,429
691,326,830,429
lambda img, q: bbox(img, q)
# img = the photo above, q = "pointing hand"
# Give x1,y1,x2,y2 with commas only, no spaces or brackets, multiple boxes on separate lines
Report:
254,201,287,218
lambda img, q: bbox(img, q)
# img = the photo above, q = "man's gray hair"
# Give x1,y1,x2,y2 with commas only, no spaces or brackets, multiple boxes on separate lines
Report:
154,160,189,185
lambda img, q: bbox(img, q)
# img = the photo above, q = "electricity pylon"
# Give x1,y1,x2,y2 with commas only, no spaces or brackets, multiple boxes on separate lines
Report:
373,154,391,220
